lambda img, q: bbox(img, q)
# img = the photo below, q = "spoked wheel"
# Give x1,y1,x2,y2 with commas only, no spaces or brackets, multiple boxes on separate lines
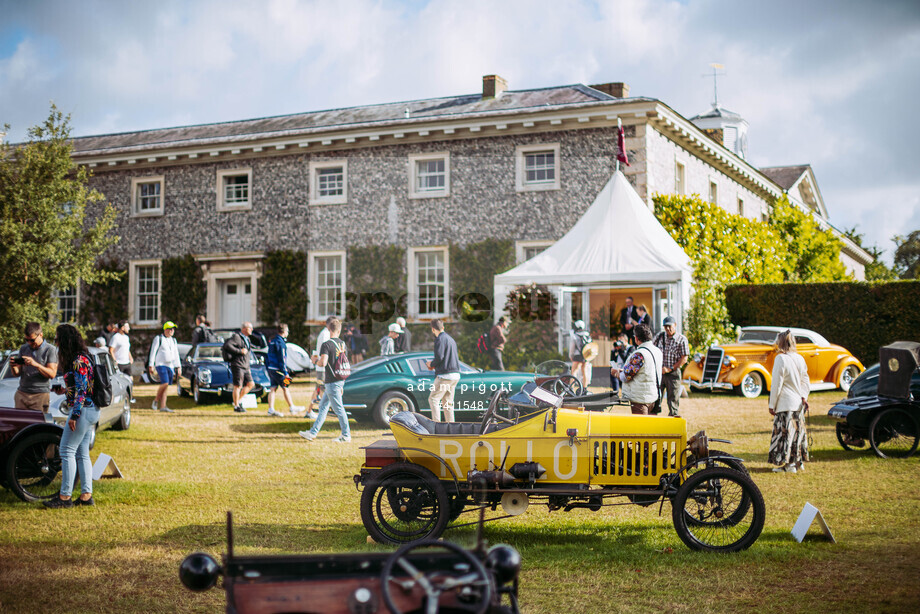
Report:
381,539,493,614
672,467,765,552
869,408,920,459
361,463,450,545
682,451,750,527
835,423,866,451
4,432,63,502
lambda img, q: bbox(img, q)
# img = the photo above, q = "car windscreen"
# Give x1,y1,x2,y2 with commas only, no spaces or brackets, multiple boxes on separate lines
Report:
196,346,224,361
738,330,778,344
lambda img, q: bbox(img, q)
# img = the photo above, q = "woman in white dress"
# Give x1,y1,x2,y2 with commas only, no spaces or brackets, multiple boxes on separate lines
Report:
768,330,810,473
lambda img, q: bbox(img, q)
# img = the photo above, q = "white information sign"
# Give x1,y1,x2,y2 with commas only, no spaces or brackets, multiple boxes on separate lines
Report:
92,453,124,480
791,502,836,543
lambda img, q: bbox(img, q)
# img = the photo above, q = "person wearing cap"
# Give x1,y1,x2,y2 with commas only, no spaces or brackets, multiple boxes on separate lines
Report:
394,316,412,352
568,320,594,387
148,321,181,412
379,322,402,356
653,316,689,416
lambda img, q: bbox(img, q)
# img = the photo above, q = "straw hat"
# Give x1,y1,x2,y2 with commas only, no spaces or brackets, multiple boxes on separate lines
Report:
581,341,599,362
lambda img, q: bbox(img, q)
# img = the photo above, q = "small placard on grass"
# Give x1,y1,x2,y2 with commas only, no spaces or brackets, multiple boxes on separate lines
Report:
92,453,124,480
241,393,258,408
791,502,835,543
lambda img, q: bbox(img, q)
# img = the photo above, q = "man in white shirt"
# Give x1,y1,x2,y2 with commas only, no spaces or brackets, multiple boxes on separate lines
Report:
148,321,181,413
109,321,133,377
308,316,336,412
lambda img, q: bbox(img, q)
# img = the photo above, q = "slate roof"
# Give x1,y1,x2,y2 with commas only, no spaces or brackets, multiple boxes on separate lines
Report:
70,84,640,156
690,104,743,122
759,165,810,190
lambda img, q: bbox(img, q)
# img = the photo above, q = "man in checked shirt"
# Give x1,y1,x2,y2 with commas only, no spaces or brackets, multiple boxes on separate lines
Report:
653,316,689,417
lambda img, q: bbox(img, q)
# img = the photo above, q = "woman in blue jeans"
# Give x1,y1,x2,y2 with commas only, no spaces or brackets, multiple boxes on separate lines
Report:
44,324,99,509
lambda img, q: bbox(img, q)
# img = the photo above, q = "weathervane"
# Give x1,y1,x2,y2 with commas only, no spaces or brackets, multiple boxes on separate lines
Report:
704,63,726,108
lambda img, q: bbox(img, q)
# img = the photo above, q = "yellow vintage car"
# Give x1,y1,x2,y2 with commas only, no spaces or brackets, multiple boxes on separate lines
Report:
354,384,765,553
682,326,864,399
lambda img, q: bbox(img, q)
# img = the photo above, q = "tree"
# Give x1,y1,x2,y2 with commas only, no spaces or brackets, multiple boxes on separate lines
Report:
0,106,119,347
893,230,920,279
842,226,896,281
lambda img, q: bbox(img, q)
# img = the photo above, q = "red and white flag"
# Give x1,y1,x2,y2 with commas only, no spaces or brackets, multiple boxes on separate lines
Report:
616,126,630,166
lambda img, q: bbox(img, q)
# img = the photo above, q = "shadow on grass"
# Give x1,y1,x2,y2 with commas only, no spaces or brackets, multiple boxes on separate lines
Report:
158,521,368,551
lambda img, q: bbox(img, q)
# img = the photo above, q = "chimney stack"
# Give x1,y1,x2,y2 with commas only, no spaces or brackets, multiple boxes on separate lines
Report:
482,75,508,99
590,82,630,99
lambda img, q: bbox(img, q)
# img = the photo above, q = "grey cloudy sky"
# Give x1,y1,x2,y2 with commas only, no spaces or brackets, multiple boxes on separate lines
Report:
2,0,918,261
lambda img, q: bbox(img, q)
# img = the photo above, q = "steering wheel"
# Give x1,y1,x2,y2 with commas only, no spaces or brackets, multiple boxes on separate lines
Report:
479,390,516,435
381,539,493,614
545,375,585,398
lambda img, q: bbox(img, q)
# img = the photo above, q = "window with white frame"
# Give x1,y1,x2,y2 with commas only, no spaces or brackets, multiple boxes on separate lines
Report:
675,161,685,195
53,286,78,322
515,143,560,192
131,261,161,325
131,176,164,216
515,240,554,264
408,152,450,198
709,180,718,205
410,247,448,318
309,252,345,319
217,168,252,210
309,160,347,205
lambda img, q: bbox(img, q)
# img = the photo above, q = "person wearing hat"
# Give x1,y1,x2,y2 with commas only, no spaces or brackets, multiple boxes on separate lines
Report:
569,320,596,387
653,316,689,416
148,321,181,413
379,322,402,356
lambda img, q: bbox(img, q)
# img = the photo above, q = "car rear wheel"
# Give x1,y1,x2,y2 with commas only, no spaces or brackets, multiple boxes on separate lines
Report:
735,372,764,398
838,365,860,392
869,408,919,459
112,395,131,431
5,432,62,502
835,422,865,451
361,463,450,545
672,467,765,552
373,391,415,428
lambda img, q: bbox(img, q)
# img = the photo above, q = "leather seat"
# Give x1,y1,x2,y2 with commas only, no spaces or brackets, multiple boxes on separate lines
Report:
390,412,499,435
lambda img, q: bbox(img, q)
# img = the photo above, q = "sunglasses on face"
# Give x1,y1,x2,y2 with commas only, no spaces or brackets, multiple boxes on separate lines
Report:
24,334,41,344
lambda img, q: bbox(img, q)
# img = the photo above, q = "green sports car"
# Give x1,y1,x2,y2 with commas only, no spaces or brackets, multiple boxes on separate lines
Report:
342,352,535,427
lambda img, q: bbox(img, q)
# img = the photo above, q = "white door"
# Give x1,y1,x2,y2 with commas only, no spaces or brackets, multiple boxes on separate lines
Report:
219,279,252,328
556,286,579,354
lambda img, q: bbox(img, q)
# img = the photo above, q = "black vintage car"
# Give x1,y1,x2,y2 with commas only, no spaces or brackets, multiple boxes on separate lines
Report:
0,407,64,502
829,342,920,459
180,512,522,614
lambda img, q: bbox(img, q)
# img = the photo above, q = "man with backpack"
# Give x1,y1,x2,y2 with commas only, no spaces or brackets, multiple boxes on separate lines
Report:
224,322,256,413
265,323,307,417
148,321,181,413
299,318,351,443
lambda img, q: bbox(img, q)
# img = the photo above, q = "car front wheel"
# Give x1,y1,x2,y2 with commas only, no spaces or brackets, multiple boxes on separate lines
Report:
735,372,764,398
373,391,415,428
838,365,860,392
5,432,62,502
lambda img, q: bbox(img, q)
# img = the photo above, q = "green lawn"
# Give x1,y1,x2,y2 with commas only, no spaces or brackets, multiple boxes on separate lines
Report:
1,385,918,613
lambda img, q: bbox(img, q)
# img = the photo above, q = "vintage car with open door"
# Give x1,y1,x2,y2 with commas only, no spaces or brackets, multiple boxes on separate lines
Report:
355,383,764,553
829,341,920,459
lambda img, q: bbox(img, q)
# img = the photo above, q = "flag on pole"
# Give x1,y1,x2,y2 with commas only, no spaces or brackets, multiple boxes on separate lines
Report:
616,125,630,166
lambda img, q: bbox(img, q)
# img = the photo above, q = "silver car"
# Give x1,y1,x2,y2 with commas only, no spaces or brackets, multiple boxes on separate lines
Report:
0,347,132,448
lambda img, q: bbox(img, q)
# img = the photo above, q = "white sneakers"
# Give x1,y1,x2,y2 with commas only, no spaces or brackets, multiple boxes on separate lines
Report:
334,435,352,443
151,400,158,411
772,464,798,473
298,430,316,441
290,405,305,415
267,408,283,417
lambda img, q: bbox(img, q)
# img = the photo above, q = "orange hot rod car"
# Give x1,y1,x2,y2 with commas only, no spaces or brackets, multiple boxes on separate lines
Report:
682,326,864,399
354,382,765,553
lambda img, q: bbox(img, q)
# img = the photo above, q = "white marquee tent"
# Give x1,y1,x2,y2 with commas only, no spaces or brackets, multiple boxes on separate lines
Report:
493,171,692,348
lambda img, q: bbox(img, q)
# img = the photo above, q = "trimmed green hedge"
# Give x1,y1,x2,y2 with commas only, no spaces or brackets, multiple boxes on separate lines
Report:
725,281,920,364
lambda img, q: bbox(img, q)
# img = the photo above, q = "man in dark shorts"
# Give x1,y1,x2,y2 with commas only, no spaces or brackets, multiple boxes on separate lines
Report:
225,322,256,413
11,322,59,413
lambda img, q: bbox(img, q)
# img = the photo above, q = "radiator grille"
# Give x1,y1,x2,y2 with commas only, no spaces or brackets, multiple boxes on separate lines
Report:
592,438,680,478
701,347,725,383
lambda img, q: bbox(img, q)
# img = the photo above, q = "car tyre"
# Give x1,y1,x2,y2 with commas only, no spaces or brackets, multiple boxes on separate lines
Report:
868,408,919,459
5,431,63,502
192,380,212,405
835,422,865,451
176,378,189,398
112,395,131,431
735,372,764,398
672,467,765,552
87,424,97,450
373,391,415,428
838,365,860,393
360,463,450,546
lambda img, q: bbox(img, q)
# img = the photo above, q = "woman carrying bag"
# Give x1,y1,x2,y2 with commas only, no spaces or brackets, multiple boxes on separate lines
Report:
44,324,100,508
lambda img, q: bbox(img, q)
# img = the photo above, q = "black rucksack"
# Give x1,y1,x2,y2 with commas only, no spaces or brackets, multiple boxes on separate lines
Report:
476,332,491,354
221,337,234,363
89,353,113,408
202,327,219,343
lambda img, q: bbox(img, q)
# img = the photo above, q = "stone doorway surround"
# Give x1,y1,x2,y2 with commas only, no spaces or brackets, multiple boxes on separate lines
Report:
197,252,264,328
